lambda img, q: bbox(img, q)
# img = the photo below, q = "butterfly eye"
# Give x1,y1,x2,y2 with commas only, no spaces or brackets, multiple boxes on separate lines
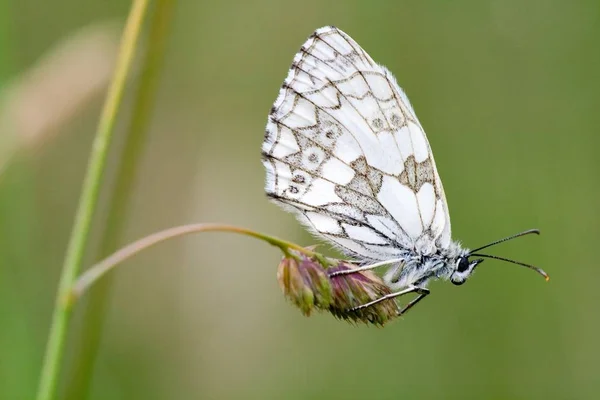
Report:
457,257,470,273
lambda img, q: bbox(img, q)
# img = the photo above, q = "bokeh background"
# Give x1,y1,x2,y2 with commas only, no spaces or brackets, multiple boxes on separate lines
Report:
1,1,599,399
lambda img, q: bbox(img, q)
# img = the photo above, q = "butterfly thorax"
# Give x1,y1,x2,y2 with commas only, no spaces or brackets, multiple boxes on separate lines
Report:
382,240,470,290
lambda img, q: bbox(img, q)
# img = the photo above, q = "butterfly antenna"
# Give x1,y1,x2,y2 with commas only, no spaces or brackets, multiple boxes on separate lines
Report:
470,253,549,281
469,229,540,253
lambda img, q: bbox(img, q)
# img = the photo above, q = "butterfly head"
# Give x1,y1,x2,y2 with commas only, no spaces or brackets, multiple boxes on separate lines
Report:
448,229,548,286
449,255,484,286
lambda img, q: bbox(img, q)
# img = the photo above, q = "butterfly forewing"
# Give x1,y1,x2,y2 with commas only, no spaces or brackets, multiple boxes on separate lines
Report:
263,26,452,261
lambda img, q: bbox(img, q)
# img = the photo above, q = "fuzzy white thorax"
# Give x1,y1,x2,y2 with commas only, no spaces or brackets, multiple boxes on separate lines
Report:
382,240,470,290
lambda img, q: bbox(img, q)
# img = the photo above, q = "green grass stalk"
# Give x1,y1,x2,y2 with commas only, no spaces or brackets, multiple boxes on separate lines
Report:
35,1,151,399
64,1,178,398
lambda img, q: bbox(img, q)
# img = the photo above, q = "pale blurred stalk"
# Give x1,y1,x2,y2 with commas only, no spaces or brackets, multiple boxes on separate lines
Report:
35,1,151,400
65,1,177,399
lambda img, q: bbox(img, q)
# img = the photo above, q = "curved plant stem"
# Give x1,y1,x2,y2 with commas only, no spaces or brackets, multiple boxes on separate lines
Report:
35,1,150,399
64,1,178,398
68,224,321,302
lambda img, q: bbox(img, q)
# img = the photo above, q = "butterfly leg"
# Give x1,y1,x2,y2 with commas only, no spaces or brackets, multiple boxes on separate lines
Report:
328,258,405,277
397,287,430,316
349,285,421,312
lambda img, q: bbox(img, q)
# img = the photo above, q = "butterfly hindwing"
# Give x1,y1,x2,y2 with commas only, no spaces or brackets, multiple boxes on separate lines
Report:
263,26,452,260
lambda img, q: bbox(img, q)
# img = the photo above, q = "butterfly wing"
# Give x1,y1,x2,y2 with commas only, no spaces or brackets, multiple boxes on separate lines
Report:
262,26,451,261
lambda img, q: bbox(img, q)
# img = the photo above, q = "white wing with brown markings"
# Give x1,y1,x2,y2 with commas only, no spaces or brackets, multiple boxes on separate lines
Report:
262,26,452,260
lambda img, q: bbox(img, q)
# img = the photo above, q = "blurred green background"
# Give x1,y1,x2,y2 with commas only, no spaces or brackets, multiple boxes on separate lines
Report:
1,0,599,399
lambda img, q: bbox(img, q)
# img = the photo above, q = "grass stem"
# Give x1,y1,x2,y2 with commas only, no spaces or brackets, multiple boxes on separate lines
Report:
35,1,150,399
63,1,177,398
69,223,323,302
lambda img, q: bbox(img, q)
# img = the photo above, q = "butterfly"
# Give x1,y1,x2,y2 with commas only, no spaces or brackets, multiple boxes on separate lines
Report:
262,26,548,316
